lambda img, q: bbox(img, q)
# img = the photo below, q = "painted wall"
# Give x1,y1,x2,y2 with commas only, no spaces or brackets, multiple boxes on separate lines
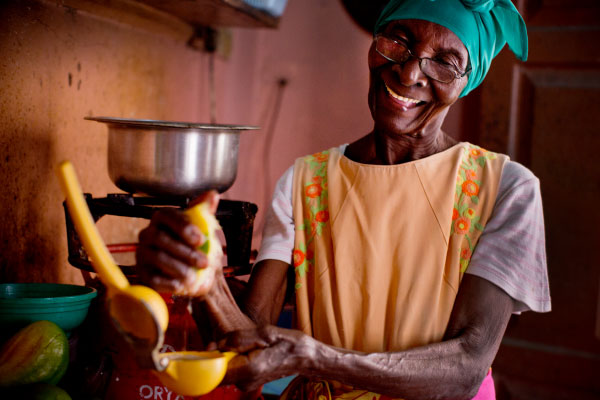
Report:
0,0,463,284
0,0,206,284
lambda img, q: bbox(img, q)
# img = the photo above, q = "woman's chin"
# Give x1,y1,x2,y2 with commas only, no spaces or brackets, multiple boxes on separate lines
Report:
372,104,444,138
374,117,427,137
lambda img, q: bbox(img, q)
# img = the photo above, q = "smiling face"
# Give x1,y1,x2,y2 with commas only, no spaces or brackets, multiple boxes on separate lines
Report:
368,19,470,138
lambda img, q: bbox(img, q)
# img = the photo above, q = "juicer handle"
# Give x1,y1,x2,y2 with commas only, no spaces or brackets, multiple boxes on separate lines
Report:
56,161,130,292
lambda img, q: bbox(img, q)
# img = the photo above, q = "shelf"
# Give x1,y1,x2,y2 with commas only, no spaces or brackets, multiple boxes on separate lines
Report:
57,0,280,46
135,0,280,29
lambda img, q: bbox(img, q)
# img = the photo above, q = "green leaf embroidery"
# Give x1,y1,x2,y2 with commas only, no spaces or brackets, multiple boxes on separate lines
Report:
296,263,307,277
466,234,473,250
295,151,330,290
451,144,499,276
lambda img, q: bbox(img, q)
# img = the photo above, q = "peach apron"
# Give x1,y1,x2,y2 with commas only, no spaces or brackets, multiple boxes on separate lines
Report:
284,143,507,399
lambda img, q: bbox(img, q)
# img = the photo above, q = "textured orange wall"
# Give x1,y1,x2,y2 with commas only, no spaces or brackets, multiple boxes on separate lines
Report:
0,1,206,284
0,0,464,285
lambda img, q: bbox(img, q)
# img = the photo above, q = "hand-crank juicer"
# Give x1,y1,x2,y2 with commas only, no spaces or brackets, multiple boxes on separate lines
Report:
57,161,236,396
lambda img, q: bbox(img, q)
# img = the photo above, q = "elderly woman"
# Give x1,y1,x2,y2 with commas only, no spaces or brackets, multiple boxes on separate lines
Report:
136,0,551,399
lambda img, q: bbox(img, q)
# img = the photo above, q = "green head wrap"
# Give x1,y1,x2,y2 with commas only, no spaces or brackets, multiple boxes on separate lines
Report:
374,0,528,97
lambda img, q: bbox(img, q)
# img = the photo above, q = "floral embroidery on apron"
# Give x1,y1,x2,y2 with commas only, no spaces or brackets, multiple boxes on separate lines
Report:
293,150,330,290
452,145,499,273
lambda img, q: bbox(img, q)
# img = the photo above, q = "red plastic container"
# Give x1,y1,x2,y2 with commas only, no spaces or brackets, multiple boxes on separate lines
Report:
104,294,245,400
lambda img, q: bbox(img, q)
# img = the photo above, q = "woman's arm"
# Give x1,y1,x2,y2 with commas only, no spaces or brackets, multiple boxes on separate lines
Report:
221,274,514,400
191,259,290,341
242,259,291,325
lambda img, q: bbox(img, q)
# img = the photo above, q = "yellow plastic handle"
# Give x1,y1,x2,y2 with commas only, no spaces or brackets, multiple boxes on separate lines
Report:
56,161,129,291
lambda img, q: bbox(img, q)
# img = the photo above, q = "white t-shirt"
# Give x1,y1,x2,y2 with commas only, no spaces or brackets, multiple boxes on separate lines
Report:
256,145,551,313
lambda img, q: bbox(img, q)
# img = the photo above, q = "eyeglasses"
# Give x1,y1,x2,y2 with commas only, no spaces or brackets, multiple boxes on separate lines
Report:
374,35,471,83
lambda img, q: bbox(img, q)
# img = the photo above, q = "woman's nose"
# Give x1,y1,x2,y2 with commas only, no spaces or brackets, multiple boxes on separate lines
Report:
393,58,428,88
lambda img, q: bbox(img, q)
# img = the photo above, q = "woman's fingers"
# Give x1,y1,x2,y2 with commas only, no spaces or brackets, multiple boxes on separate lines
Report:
138,224,207,270
134,195,223,296
222,351,268,391
218,329,271,354
137,241,196,280
217,325,295,354
135,261,187,293
218,326,314,392
150,207,203,247
136,208,207,292
223,345,297,392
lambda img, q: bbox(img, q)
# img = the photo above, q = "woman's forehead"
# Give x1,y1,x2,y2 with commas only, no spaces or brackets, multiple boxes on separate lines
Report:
383,19,467,55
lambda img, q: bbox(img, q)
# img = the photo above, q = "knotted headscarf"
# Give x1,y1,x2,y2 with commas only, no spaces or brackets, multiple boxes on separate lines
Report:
374,0,528,97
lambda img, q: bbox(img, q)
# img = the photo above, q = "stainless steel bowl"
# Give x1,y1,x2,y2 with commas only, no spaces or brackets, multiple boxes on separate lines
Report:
86,117,259,197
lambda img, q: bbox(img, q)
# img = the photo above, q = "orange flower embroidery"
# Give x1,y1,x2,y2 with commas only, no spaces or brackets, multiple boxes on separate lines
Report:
465,169,477,180
453,144,497,273
305,183,322,198
470,148,483,158
296,150,330,289
452,208,459,220
462,180,479,196
315,210,329,222
455,217,470,234
313,152,329,162
310,220,318,235
465,208,476,219
293,249,305,267
461,247,472,260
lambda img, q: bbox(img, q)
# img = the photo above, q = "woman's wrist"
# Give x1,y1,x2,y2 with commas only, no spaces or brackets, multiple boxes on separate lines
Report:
296,331,321,374
193,272,255,336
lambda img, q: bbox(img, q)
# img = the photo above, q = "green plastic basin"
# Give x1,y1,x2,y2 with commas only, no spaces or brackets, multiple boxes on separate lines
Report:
0,283,97,336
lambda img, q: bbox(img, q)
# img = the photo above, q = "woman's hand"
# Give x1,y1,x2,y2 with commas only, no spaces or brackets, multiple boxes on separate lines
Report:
136,191,220,297
219,325,315,392
218,276,513,399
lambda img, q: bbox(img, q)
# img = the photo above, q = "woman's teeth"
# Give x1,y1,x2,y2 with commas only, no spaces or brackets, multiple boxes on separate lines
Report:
385,83,421,104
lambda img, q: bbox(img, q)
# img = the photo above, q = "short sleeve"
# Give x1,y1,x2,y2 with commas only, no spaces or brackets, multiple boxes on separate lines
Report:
254,165,295,265
466,161,551,313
